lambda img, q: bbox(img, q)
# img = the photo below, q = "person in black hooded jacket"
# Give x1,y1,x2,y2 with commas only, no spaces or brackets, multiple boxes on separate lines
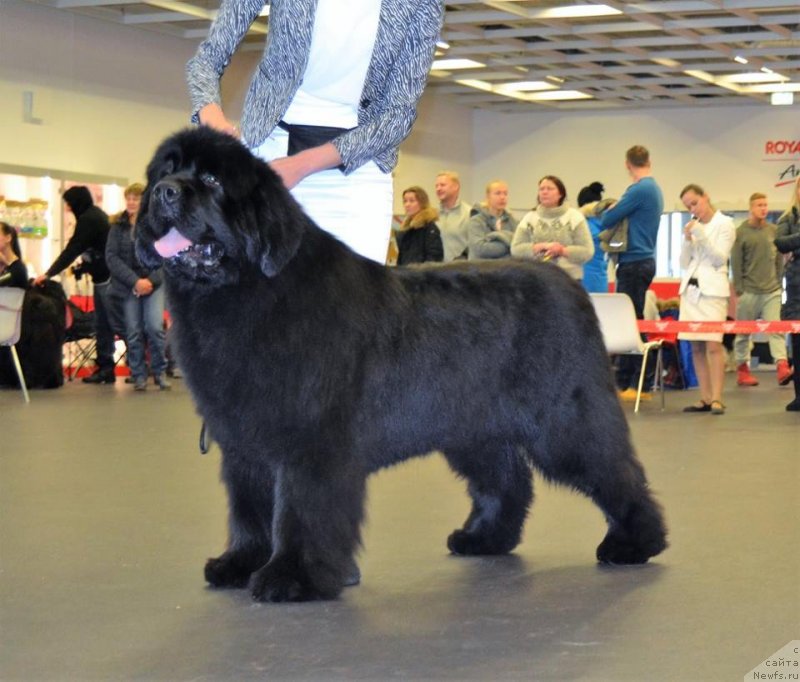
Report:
33,186,117,383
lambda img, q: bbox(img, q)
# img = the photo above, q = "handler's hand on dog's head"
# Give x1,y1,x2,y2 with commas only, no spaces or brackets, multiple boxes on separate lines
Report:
198,103,239,139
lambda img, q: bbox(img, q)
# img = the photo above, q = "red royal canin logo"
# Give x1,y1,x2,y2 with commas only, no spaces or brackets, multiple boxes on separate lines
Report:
764,140,800,188
765,140,800,155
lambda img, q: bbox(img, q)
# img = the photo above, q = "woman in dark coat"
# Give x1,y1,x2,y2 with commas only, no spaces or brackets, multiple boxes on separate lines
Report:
776,175,800,412
0,222,28,288
395,186,443,266
106,184,170,392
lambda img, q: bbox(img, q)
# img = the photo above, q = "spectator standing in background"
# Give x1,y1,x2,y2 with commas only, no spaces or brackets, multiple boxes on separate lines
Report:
677,184,736,416
33,186,116,385
467,181,517,261
395,186,443,266
511,175,594,281
731,192,792,387
106,183,170,392
434,171,471,261
600,145,664,401
577,182,609,293
0,222,28,288
775,176,800,411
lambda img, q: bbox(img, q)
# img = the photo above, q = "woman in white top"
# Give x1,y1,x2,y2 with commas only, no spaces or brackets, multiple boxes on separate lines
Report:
511,176,594,280
187,0,443,264
678,184,736,415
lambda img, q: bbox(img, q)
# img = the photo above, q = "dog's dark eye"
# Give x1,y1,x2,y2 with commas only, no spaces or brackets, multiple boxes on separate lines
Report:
199,172,220,188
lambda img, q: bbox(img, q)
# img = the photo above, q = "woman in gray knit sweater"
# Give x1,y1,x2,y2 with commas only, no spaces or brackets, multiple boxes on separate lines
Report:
511,175,594,280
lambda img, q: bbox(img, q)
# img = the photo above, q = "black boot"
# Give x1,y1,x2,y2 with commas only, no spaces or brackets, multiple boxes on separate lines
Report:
82,368,116,384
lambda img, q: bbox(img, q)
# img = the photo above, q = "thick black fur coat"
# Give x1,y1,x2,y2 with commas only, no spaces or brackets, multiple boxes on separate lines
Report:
136,128,667,603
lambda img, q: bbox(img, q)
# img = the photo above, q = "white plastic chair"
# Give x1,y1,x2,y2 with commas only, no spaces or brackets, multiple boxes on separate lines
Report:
590,293,664,413
0,287,30,403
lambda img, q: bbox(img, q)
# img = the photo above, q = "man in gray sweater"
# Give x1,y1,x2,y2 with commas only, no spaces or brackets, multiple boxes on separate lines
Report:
435,171,472,261
732,192,792,386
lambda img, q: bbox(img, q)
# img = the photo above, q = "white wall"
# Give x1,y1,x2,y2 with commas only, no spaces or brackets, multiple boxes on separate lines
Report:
473,106,800,214
0,0,264,183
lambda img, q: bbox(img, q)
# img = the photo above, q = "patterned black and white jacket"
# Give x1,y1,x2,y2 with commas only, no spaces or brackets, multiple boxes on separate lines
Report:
186,0,444,175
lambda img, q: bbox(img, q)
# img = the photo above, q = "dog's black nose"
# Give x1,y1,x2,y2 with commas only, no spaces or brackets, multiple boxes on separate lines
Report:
154,179,181,205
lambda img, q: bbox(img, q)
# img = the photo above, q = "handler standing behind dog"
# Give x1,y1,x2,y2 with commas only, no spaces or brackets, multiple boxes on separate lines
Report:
186,0,443,265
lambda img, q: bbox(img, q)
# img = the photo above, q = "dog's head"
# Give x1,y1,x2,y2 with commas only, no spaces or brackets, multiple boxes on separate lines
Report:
135,127,305,287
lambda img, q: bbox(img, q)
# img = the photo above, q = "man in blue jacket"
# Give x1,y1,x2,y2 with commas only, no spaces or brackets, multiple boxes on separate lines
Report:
601,146,664,399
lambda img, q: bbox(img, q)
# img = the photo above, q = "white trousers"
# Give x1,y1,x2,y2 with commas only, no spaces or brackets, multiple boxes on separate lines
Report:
252,128,393,264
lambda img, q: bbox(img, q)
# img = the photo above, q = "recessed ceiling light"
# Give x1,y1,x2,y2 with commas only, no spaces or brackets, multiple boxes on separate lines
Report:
744,82,800,93
733,55,749,64
527,90,593,101
546,75,566,84
537,4,622,18
454,80,593,102
496,81,557,93
455,79,494,92
722,71,789,84
436,41,450,50
432,58,485,71
771,92,794,105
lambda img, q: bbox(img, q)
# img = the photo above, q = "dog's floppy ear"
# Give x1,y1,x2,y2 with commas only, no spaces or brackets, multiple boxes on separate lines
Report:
248,163,305,278
134,182,161,269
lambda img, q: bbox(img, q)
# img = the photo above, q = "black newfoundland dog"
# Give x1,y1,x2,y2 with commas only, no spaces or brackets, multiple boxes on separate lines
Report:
136,128,667,603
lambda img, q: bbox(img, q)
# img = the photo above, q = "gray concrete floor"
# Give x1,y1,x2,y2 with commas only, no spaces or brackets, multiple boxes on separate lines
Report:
1,374,798,681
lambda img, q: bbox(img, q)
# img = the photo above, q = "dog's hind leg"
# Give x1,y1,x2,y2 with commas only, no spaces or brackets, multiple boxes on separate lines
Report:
249,459,366,602
590,455,668,565
530,420,667,565
205,456,274,589
444,444,533,556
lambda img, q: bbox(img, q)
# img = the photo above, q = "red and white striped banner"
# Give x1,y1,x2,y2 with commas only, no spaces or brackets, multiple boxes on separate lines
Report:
638,320,800,334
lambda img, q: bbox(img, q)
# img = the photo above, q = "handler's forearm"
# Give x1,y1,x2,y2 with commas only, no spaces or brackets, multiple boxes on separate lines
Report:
270,143,345,189
294,143,343,175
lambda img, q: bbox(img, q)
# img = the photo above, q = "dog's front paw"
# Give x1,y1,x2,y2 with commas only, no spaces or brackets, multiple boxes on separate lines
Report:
205,549,265,588
596,532,661,565
447,529,514,556
249,563,334,603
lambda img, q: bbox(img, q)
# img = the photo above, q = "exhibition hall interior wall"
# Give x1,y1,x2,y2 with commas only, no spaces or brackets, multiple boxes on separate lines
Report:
473,106,799,214
0,0,797,274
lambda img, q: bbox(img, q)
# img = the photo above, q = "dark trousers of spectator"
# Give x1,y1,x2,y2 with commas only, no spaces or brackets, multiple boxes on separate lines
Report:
615,258,656,391
791,334,800,400
93,280,117,373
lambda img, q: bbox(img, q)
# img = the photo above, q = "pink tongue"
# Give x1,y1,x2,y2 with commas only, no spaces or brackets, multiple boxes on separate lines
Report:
154,228,193,258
